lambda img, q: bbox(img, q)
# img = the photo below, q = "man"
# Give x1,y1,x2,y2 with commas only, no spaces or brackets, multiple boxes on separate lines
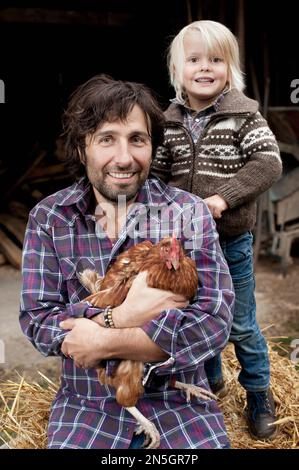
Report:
20,75,234,449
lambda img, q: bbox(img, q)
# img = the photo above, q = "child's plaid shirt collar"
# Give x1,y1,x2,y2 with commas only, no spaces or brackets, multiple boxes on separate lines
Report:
170,90,227,142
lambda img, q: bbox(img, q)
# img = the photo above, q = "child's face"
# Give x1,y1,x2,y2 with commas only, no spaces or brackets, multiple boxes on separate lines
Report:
182,30,229,111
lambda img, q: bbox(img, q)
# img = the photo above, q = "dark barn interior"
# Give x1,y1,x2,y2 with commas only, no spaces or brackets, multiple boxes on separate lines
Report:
0,2,299,451
0,0,299,269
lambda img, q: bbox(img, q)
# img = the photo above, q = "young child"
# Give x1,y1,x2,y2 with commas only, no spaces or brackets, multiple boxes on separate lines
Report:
151,20,282,439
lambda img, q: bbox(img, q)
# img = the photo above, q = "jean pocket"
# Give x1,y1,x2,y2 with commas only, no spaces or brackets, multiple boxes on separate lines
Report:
223,232,253,280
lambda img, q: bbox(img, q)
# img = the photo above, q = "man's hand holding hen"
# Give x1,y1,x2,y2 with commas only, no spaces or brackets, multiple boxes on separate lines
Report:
93,271,188,328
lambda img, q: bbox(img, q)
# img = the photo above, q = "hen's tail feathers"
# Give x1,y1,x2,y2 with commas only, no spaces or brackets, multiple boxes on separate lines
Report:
84,290,110,306
77,269,103,294
115,360,144,407
97,360,144,408
97,366,115,387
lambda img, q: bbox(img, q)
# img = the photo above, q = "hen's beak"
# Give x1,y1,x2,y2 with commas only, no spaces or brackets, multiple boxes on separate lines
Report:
171,257,179,270
170,234,180,270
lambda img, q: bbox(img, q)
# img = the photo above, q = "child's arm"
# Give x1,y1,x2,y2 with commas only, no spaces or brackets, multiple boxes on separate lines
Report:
150,143,173,183
215,111,282,209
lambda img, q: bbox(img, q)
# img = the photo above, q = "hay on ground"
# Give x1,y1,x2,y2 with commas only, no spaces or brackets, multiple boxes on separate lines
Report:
0,342,298,449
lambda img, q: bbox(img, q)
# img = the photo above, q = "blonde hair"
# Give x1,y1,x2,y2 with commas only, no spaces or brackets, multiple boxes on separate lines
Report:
168,20,245,103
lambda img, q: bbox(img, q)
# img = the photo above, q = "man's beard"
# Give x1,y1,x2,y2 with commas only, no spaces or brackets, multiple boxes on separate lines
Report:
87,164,150,203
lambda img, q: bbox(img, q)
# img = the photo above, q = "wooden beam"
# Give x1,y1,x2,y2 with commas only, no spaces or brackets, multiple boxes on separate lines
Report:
28,163,65,181
236,0,245,70
277,141,299,162
186,0,192,23
3,150,46,202
0,8,132,26
0,253,7,266
0,214,27,245
0,227,22,270
8,201,29,221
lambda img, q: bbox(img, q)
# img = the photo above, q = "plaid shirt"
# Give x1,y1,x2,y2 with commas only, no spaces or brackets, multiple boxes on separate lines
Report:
20,176,234,449
172,92,226,143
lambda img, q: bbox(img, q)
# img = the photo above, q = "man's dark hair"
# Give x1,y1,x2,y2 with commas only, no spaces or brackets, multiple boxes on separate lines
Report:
62,74,166,179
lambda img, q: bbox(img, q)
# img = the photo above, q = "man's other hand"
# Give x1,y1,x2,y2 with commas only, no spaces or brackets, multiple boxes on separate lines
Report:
60,318,108,369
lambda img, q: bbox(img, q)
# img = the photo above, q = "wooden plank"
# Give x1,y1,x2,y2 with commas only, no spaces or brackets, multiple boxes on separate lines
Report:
3,150,46,202
236,0,245,69
186,0,192,23
277,141,299,162
250,62,261,106
8,201,29,220
268,106,299,112
28,163,65,180
0,253,7,266
268,111,298,145
270,167,299,201
276,191,299,225
0,227,22,269
0,214,27,245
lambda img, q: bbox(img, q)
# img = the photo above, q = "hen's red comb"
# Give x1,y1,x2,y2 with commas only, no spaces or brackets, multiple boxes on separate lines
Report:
171,233,180,253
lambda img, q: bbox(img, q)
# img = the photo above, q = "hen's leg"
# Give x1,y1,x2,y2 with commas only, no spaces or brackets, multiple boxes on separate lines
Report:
174,381,218,402
77,269,103,294
125,406,160,449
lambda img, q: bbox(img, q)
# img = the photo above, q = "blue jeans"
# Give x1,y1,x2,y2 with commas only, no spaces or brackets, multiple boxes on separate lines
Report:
204,232,270,392
128,432,146,448
128,432,230,449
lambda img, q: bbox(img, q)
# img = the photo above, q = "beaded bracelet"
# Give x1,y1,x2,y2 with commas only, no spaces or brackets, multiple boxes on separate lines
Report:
103,306,115,328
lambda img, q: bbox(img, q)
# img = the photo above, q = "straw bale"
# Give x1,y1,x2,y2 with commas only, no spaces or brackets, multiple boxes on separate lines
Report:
0,343,298,449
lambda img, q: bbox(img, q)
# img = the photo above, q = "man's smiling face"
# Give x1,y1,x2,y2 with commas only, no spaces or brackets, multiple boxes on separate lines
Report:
83,104,153,204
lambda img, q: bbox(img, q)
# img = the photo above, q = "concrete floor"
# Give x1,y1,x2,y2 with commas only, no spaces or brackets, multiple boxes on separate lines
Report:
0,265,60,381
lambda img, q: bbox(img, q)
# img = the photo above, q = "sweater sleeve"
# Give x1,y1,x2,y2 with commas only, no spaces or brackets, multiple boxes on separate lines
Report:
150,142,173,183
216,111,282,208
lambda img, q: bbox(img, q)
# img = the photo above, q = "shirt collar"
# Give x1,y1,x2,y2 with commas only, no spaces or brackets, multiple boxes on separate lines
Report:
56,176,169,216
171,88,228,116
56,176,92,214
128,178,168,216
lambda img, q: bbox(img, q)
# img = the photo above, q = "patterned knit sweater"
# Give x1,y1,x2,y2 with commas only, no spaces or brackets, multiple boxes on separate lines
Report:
150,89,282,237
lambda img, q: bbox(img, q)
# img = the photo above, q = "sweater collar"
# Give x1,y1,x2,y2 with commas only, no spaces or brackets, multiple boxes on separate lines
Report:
165,89,259,123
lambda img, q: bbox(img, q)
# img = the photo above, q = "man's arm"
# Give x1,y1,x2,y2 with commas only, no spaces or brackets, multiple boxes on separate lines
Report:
20,211,103,357
60,317,168,369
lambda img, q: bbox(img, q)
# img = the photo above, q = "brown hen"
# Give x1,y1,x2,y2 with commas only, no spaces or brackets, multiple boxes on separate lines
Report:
78,236,217,448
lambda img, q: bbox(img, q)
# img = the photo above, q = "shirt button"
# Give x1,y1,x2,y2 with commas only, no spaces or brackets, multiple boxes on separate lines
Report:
195,118,199,122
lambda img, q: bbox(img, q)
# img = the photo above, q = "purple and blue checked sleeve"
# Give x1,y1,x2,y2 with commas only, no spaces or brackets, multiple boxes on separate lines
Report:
19,213,102,357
